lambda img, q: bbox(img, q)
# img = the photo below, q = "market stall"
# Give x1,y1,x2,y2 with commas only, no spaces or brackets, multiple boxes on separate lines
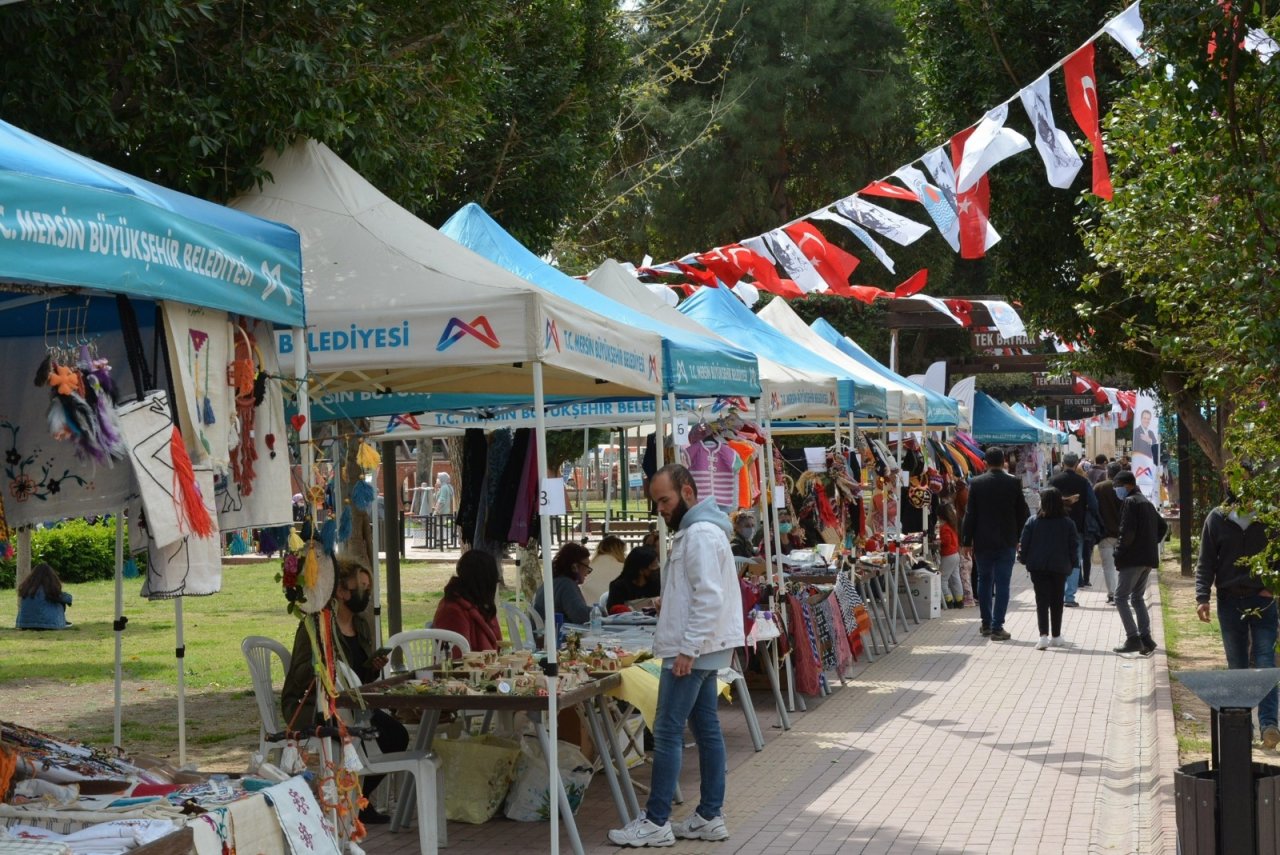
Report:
0,116,304,766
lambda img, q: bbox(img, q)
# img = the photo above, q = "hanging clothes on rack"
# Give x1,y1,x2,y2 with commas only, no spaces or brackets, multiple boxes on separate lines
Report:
455,428,488,542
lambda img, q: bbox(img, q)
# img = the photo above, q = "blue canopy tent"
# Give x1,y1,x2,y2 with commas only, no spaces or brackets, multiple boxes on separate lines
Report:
1010,401,1069,444
972,391,1060,444
0,118,304,328
809,318,959,426
440,203,760,399
678,285,888,419
0,118,305,766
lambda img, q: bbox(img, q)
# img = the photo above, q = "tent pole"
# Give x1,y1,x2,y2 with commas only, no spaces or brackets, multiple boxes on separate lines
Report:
382,441,402,637
292,326,314,526
175,596,187,768
889,329,899,374
532,362,561,855
113,512,125,748
754,399,773,583
370,489,383,648
653,395,668,568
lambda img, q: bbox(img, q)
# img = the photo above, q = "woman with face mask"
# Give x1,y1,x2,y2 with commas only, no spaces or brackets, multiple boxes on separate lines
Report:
731,512,761,559
281,559,408,824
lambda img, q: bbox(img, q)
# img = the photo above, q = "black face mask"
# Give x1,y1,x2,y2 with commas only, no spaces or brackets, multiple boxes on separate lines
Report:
346,591,371,614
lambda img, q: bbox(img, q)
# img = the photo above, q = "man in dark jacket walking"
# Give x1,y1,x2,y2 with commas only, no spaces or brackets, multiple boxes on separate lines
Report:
1196,489,1278,748
1112,471,1165,656
961,447,1030,641
1049,453,1102,606
1094,462,1125,604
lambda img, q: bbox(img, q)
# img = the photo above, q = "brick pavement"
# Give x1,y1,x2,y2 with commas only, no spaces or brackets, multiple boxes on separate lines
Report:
365,566,1177,855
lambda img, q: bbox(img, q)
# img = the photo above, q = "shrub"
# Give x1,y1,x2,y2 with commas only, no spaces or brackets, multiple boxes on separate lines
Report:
0,519,132,588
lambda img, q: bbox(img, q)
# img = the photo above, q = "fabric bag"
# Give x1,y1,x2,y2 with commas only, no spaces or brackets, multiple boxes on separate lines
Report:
431,734,522,824
503,738,594,821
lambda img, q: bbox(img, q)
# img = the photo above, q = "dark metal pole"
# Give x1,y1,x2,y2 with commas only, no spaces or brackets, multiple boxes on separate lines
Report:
619,428,629,516
1178,415,1194,577
381,440,402,636
1217,708,1255,854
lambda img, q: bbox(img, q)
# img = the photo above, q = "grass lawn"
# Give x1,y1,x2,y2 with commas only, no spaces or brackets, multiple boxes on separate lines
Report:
0,560,454,770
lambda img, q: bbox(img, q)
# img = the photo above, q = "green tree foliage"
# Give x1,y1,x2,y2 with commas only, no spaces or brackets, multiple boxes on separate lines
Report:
0,0,631,253
1082,2,1279,505
421,0,629,253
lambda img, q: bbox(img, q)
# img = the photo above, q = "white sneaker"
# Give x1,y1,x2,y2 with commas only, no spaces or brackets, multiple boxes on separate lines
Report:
1050,636,1068,648
1035,636,1049,650
608,815,675,847
672,812,730,841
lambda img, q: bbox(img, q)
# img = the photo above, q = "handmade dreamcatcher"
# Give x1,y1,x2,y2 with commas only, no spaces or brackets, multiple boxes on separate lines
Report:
34,343,127,467
229,321,271,495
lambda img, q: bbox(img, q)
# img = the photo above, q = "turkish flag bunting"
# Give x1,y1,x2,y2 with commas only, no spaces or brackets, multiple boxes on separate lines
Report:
894,268,929,297
1062,43,1114,200
782,221,860,291
859,180,919,203
943,298,974,327
696,247,746,285
950,127,992,260
717,244,805,298
825,283,892,304
674,261,720,288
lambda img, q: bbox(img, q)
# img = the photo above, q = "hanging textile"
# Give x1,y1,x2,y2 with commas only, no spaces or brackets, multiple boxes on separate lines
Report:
128,466,223,599
827,594,857,671
161,303,233,472
215,317,292,531
786,595,822,696
484,428,523,542
812,597,839,671
0,334,134,529
455,428,488,542
474,427,513,545
508,429,541,544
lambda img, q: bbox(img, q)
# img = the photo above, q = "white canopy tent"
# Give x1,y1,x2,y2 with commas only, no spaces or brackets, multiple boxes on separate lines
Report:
757,299,929,425
586,261,842,420
232,139,665,855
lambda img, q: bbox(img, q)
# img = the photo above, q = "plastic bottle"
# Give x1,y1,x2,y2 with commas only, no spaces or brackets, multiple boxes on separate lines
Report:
590,604,603,633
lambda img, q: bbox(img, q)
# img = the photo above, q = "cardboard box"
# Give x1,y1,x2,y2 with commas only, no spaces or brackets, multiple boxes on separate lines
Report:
898,570,941,620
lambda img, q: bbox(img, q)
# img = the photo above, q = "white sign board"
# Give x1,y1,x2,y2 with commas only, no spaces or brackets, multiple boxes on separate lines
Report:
540,477,568,515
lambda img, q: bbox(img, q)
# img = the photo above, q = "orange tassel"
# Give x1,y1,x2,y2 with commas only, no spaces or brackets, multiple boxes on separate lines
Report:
170,425,215,538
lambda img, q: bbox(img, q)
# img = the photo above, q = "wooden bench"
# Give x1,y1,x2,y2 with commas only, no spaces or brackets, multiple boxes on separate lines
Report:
601,518,655,546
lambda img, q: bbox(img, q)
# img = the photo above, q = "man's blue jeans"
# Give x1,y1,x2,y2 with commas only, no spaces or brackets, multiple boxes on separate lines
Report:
1217,593,1280,729
975,547,1016,631
645,666,726,826
1064,538,1084,604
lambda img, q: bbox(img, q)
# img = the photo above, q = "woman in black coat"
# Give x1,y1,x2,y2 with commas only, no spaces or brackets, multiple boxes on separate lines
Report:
1018,487,1080,650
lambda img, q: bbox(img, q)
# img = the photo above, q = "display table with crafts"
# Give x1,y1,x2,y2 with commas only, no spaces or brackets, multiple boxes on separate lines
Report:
0,722,331,855
344,670,635,855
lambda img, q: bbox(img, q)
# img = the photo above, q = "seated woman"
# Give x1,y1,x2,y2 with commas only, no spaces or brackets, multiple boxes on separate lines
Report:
431,550,502,653
606,546,661,612
15,563,73,630
282,560,407,825
581,535,627,604
533,542,592,624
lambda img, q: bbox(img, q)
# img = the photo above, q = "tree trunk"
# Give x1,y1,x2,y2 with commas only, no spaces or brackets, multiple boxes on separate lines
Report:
1162,371,1225,471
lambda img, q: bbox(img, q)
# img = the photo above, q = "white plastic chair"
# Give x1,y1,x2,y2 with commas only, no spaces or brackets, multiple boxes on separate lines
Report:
241,636,292,761
335,662,446,853
382,629,471,676
502,602,537,651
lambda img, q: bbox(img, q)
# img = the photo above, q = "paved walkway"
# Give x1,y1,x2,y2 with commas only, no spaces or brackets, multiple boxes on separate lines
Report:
367,566,1177,854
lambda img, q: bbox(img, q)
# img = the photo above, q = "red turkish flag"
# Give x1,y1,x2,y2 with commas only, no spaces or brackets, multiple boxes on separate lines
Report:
1063,44,1113,200
781,221,861,291
943,299,974,327
695,247,745,285
894,268,929,298
674,261,720,288
718,244,804,298
950,128,991,260
825,283,891,303
859,180,919,203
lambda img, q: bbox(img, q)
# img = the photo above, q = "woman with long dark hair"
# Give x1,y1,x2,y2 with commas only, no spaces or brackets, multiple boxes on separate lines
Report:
607,546,661,611
432,550,502,651
533,541,592,624
16,563,73,630
1018,487,1080,650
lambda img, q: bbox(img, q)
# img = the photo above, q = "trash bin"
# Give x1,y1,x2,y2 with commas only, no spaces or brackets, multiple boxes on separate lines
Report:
1175,760,1280,853
1174,668,1280,853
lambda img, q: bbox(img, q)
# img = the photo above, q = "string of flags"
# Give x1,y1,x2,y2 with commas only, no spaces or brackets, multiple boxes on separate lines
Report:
633,1,1276,310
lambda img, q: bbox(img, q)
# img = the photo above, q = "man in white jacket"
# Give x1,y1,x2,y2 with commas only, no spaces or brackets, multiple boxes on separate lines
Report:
609,464,743,847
